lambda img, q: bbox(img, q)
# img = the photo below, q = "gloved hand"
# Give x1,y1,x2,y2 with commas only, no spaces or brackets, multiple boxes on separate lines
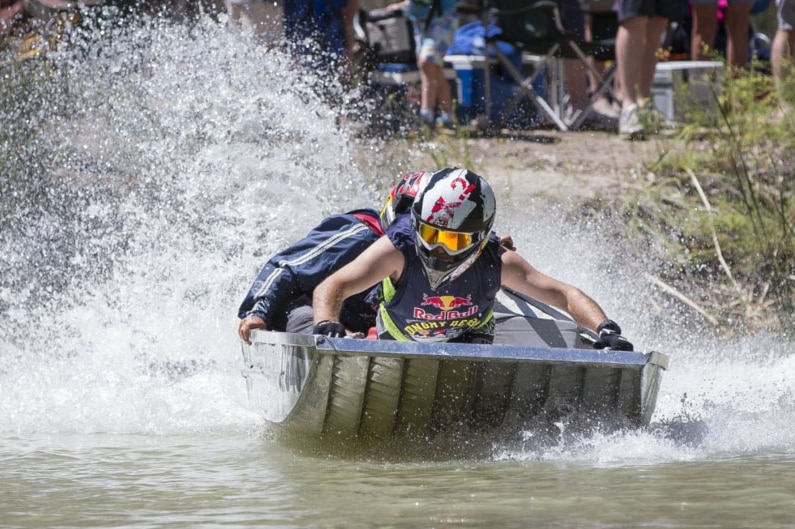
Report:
593,319,634,351
313,320,346,337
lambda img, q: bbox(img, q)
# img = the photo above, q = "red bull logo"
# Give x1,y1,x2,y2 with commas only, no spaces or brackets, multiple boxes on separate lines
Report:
421,293,472,311
414,293,478,320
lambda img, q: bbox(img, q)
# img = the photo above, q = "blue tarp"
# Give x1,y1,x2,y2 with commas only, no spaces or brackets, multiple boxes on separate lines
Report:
447,21,522,73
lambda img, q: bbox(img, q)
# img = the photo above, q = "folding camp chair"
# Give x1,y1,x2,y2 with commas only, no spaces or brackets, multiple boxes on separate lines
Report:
484,0,617,131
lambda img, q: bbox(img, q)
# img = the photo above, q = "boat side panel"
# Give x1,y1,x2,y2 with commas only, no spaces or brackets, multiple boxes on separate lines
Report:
471,363,517,428
323,355,370,437
506,363,550,423
639,363,664,426
244,331,667,440
431,361,478,432
244,342,314,423
579,366,626,426
395,358,440,434
615,368,643,426
281,353,333,438
360,357,405,437
544,365,586,422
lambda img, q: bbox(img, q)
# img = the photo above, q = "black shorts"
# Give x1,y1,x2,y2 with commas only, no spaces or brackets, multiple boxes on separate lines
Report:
561,0,586,39
615,0,685,23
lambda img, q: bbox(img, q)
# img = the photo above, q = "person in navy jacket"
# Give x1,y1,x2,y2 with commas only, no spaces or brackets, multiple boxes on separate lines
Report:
237,171,431,345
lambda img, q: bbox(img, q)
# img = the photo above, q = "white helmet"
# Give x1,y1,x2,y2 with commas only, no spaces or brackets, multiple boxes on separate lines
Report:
411,168,496,289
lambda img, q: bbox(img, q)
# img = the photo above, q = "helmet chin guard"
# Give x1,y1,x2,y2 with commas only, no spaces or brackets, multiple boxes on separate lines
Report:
411,168,496,289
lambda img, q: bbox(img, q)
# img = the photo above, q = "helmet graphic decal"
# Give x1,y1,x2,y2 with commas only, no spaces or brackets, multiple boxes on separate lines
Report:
425,175,477,228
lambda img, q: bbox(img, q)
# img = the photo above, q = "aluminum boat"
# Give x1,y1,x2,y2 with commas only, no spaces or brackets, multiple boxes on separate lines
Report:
241,288,669,443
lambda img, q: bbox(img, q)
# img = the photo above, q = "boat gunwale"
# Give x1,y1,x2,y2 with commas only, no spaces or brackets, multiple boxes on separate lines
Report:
249,331,670,370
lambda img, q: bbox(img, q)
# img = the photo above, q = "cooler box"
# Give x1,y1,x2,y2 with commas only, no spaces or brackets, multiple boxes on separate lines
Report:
652,61,724,124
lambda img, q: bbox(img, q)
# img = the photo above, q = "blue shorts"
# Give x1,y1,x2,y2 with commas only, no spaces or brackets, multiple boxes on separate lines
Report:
560,0,585,38
615,0,685,22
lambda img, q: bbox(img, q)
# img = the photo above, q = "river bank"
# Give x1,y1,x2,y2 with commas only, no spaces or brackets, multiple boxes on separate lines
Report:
363,129,679,205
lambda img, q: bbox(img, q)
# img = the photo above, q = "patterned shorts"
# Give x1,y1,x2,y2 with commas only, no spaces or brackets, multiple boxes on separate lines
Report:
416,12,458,66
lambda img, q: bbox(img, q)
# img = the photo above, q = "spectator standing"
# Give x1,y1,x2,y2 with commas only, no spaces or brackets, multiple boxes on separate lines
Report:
284,0,360,74
690,0,755,70
771,0,795,118
226,0,283,47
389,0,458,129
614,0,684,139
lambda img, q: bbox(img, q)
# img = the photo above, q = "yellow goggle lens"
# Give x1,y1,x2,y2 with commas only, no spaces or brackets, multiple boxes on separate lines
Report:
418,224,474,253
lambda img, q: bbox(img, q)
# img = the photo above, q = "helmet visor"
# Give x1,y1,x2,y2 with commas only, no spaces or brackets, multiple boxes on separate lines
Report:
417,224,478,255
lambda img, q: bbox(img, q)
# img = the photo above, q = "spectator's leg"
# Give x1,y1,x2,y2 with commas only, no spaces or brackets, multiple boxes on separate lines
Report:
638,16,669,100
691,3,719,60
564,59,589,111
772,27,794,91
616,15,647,106
559,0,590,115
227,0,283,47
417,12,457,127
0,0,24,35
770,28,795,86
773,1,795,121
772,0,795,120
723,1,754,70
616,15,648,137
419,58,453,120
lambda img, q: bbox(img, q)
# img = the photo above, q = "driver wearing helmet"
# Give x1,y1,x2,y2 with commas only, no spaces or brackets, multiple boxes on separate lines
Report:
312,168,634,350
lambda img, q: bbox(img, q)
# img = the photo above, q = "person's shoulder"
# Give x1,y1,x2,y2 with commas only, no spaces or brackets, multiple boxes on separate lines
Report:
385,213,413,246
386,212,412,233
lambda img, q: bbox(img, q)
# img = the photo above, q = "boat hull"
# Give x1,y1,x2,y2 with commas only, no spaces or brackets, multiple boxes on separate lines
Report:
242,331,669,442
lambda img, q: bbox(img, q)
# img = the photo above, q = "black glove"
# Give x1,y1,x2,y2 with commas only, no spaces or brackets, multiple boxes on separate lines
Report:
593,319,634,351
313,320,346,337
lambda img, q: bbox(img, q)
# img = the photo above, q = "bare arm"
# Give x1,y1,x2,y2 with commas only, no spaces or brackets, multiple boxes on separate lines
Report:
500,249,607,332
313,237,405,324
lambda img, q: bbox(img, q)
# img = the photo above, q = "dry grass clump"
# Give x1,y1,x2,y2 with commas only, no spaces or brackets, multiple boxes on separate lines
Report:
618,67,795,334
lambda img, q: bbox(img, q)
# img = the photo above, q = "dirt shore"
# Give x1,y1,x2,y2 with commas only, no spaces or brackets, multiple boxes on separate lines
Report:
374,129,679,206
465,130,674,201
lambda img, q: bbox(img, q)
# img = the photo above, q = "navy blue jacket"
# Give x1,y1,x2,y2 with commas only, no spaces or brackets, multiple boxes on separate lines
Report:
238,209,382,333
